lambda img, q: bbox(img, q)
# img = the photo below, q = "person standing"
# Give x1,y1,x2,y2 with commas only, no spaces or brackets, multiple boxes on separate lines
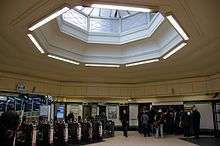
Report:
192,106,201,139
120,109,129,137
183,111,191,137
137,109,143,134
0,110,20,146
141,109,150,137
155,109,165,138
67,111,75,122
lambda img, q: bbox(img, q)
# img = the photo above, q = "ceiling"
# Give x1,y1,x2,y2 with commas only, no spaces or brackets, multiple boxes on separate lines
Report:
0,0,220,84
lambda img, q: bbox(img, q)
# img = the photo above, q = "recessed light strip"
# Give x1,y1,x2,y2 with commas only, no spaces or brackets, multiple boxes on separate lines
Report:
126,59,159,67
27,34,45,53
163,42,187,59
48,54,79,65
91,4,152,12
29,7,70,31
166,15,189,41
85,63,120,68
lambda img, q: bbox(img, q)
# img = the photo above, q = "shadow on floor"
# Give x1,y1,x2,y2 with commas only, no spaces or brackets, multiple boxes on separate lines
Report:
180,137,220,146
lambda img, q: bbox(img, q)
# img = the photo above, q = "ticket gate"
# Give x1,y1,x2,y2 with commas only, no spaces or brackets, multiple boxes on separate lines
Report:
15,119,108,146
68,122,79,144
37,123,50,146
54,122,65,145
16,123,33,146
89,120,103,142
81,122,91,142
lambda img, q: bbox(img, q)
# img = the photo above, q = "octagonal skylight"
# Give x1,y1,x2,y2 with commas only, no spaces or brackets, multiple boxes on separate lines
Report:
28,4,189,67
57,6,164,45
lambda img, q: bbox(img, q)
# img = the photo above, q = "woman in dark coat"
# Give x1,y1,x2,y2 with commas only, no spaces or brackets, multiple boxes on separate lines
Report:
192,107,201,139
120,109,129,137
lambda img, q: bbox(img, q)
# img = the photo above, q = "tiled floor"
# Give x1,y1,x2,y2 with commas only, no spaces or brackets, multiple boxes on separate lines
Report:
180,137,220,146
84,131,199,146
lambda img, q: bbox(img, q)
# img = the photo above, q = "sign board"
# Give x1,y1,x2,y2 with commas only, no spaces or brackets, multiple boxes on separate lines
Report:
16,82,25,93
40,105,49,116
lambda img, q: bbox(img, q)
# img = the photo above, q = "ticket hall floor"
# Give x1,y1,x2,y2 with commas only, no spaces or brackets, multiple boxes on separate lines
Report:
78,131,217,146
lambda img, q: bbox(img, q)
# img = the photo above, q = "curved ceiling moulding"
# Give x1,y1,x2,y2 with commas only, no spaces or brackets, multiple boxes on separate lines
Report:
26,4,189,68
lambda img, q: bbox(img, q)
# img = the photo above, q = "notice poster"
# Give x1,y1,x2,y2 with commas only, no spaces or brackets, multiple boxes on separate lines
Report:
67,104,82,119
129,104,138,126
92,106,98,117
107,105,118,120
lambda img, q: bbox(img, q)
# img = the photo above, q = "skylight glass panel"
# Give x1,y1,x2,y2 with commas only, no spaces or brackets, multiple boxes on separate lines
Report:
100,9,111,18
110,9,117,18
62,9,87,30
90,18,119,33
75,6,83,10
128,11,138,15
122,13,148,32
118,11,130,18
90,8,100,17
82,7,93,15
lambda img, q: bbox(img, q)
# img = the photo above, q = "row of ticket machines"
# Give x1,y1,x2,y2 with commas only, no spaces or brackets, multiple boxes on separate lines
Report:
15,119,114,146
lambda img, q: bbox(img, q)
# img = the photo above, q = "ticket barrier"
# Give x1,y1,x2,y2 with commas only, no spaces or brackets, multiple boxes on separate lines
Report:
54,122,65,145
37,123,50,146
67,122,77,144
15,120,104,146
16,123,33,146
91,121,103,142
103,121,115,138
81,122,91,143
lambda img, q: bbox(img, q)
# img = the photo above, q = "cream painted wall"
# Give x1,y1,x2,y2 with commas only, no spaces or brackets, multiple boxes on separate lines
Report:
1,72,220,102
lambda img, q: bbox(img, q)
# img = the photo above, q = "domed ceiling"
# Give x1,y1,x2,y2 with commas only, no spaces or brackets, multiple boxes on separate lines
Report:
28,5,188,67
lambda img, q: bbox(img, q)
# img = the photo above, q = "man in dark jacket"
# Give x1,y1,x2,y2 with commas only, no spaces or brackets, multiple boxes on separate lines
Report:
137,110,143,134
183,111,191,137
192,106,201,139
0,111,20,146
120,109,129,137
141,110,150,137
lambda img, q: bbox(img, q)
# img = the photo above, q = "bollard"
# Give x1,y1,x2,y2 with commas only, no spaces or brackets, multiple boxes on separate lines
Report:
49,124,54,145
77,123,81,142
89,122,93,140
64,123,68,143
32,124,37,146
99,122,103,138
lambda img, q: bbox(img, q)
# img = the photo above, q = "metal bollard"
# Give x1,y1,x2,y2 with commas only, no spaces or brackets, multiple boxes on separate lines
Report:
89,122,93,140
99,122,103,138
64,123,68,143
77,123,81,142
49,124,54,145
32,124,37,146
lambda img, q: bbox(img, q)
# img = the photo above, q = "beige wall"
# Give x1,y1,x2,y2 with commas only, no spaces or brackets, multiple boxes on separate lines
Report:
1,71,220,102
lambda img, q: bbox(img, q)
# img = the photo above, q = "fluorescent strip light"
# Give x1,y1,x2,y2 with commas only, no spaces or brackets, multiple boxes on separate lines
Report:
126,59,159,67
91,4,151,12
167,15,189,40
163,42,187,59
48,54,79,65
29,7,70,31
27,34,45,53
85,63,120,68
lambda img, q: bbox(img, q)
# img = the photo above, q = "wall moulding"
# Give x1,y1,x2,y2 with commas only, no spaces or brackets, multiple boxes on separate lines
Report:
0,71,220,100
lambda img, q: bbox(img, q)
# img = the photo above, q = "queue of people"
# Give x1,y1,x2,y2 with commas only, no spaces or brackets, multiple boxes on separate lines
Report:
120,106,201,139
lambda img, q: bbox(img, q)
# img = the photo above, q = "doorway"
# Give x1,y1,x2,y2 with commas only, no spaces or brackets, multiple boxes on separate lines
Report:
83,105,92,120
